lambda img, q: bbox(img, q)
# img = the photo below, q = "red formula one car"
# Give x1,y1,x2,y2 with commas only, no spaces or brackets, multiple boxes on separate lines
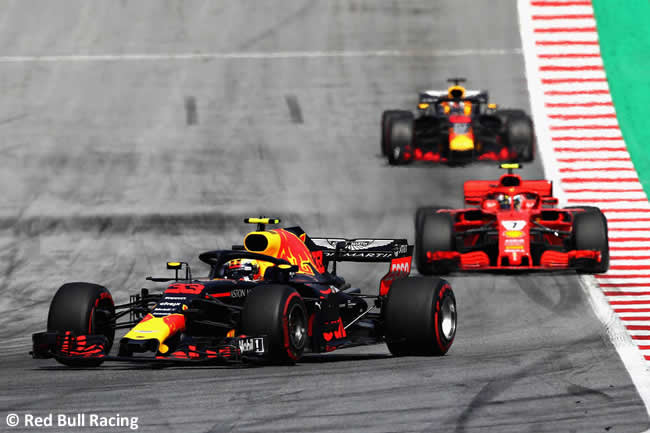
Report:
414,164,609,274
381,78,535,165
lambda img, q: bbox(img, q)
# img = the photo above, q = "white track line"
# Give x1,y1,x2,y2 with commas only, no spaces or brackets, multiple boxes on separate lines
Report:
0,48,522,63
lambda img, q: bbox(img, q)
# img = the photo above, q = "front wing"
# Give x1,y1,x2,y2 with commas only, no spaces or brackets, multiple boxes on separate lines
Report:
32,331,269,365
429,249,602,271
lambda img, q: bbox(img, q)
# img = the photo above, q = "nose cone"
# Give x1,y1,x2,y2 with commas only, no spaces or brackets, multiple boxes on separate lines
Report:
121,313,186,353
450,134,474,151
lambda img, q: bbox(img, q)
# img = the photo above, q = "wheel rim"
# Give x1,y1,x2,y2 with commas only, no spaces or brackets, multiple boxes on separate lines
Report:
440,295,456,341
287,303,306,349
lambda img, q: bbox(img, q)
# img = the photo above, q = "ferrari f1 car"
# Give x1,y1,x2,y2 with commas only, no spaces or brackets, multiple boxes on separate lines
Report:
381,78,535,165
414,164,609,274
32,218,457,366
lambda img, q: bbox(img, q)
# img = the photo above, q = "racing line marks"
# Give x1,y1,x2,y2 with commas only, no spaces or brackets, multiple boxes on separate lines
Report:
185,96,198,126
285,95,303,124
519,0,650,419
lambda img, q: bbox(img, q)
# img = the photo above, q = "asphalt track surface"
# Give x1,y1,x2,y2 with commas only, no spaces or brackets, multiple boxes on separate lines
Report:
0,1,648,432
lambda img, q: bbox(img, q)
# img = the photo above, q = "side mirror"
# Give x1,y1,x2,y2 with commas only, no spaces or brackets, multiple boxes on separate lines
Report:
167,262,182,270
264,264,299,282
465,198,481,205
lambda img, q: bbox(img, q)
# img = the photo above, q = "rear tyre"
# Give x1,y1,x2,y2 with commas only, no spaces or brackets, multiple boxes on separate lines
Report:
384,277,456,356
568,207,609,273
241,285,307,364
497,110,535,162
386,111,414,165
47,282,115,367
415,211,455,275
381,110,403,157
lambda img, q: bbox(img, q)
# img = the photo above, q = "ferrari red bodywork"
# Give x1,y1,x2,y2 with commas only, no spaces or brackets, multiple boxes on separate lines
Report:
416,167,607,272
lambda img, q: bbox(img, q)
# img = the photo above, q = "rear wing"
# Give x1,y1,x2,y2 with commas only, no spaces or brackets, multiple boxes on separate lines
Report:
463,178,554,204
283,227,413,296
307,238,412,263
419,89,488,103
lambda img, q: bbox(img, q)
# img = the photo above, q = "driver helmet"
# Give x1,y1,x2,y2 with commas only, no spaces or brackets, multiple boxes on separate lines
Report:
497,193,511,210
224,258,261,281
448,85,465,100
513,194,523,211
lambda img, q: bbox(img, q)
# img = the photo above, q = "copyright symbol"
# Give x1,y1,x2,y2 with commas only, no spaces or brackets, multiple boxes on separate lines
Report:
6,413,19,427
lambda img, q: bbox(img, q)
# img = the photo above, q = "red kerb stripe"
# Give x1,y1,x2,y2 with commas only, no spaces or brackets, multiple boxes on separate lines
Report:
531,1,592,6
535,27,597,33
609,237,650,242
603,208,650,213
548,113,615,119
538,53,600,59
564,188,641,192
546,90,611,96
554,147,626,152
552,136,622,141
611,247,650,251
611,300,650,305
561,178,639,183
532,14,594,20
560,167,635,172
550,124,619,130
597,274,650,279
610,265,650,270
546,102,613,107
540,65,603,71
615,308,650,313
567,198,647,203
611,256,650,261
610,227,650,232
536,41,599,46
558,158,630,163
602,284,650,289
626,325,650,330
621,317,650,321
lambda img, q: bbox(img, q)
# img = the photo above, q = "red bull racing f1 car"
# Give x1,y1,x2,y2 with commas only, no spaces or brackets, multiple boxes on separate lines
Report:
32,218,457,366
414,164,609,274
381,78,535,165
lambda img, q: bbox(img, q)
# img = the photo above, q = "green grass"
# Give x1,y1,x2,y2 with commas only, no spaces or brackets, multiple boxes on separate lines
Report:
593,0,650,195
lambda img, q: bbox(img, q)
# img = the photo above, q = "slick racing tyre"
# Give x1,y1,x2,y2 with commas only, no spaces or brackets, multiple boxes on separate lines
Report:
381,110,404,157
386,111,414,165
567,206,610,274
415,206,441,234
415,211,455,275
384,277,456,356
47,282,116,366
497,109,535,162
242,285,307,364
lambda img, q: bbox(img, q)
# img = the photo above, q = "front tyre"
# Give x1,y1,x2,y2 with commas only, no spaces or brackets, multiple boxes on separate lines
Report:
569,207,609,274
381,110,404,157
241,285,307,364
47,282,116,366
496,110,535,162
415,211,455,275
384,277,456,356
387,111,414,165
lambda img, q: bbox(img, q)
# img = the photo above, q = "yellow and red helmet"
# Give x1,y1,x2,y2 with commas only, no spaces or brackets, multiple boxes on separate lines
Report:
224,258,261,281
448,85,466,100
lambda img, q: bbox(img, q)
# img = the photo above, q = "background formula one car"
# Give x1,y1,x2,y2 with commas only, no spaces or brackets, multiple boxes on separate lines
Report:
414,164,609,274
381,78,535,165
32,218,457,366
